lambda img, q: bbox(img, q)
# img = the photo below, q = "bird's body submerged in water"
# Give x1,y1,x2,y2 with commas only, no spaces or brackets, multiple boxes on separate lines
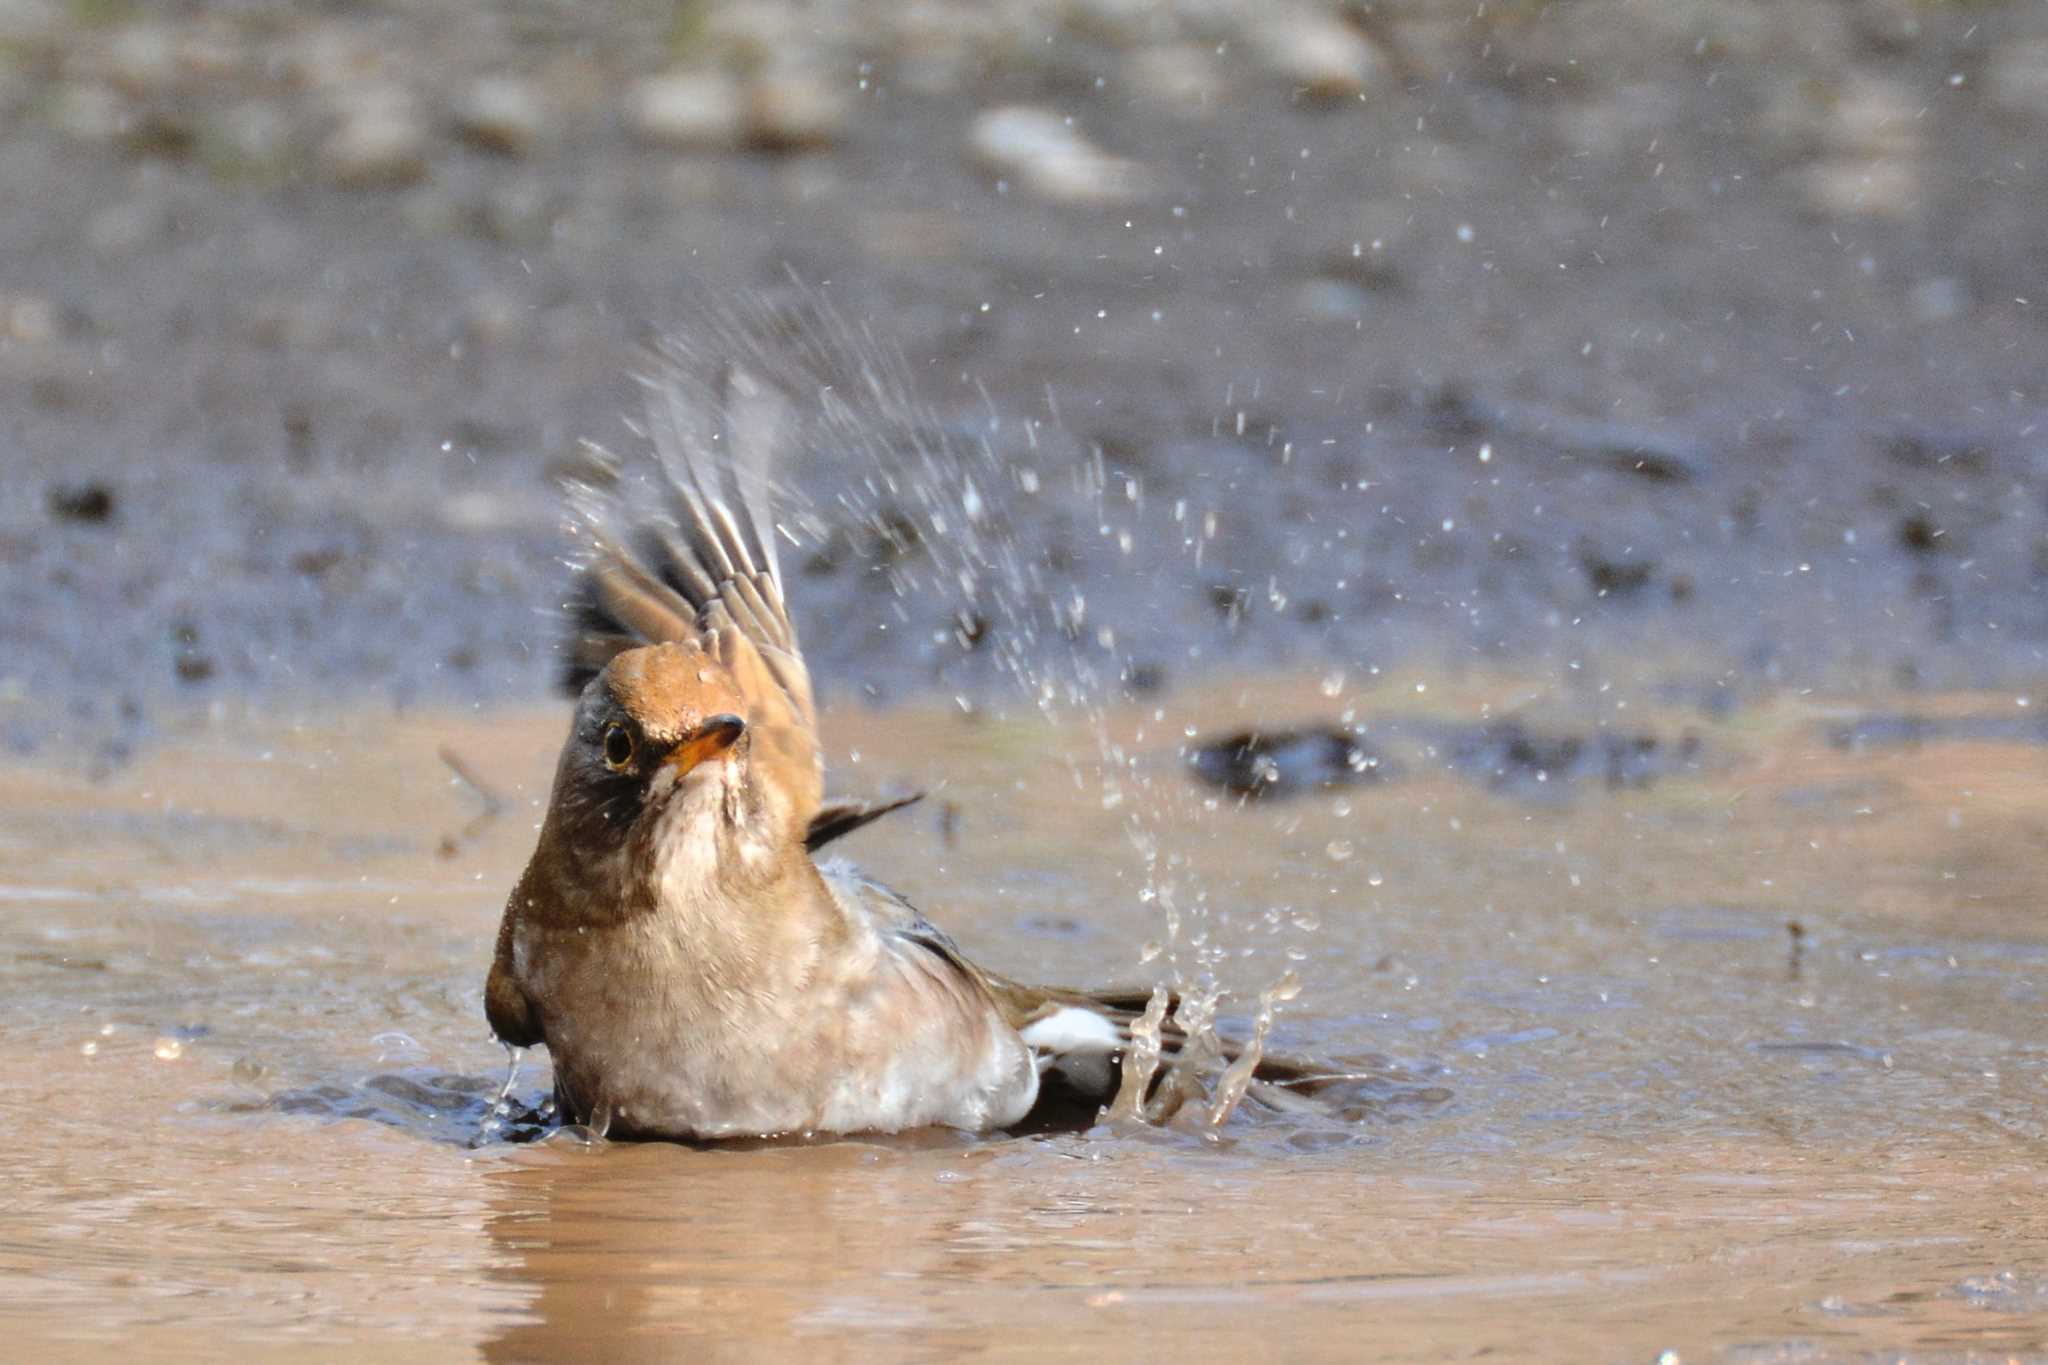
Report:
485,367,1313,1141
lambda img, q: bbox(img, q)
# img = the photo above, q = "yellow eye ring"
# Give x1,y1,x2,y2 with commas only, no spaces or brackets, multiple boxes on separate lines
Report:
602,723,636,771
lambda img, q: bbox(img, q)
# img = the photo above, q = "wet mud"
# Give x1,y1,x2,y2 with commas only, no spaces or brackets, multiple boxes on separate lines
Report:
4,1,2048,1356
2,683,2045,1357
4,0,2048,755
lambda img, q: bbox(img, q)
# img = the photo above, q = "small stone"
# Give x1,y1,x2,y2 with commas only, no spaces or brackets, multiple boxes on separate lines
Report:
470,175,558,245
1826,77,1920,157
173,22,245,84
121,105,198,160
1294,278,1371,322
321,88,428,187
48,482,114,523
1126,45,1225,117
89,196,172,255
48,83,130,144
202,101,293,182
625,71,745,151
968,105,1148,204
1987,40,2048,121
1802,156,1917,220
464,290,525,347
1851,0,1922,54
0,0,62,49
1,294,56,344
1248,10,1388,101
746,65,848,150
452,76,544,156
1910,276,1968,324
101,23,179,98
1063,0,1161,45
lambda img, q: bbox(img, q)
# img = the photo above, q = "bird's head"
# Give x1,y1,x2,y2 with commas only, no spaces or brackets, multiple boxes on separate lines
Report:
541,642,760,882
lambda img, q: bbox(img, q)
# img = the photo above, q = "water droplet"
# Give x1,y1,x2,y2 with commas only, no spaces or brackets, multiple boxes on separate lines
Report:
154,1037,184,1061
1325,840,1354,862
1367,870,1384,887
1320,670,1346,697
80,1040,98,1057
1138,940,1163,963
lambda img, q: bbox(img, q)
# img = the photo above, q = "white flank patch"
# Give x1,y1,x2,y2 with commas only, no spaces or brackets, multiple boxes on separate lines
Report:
1020,1006,1122,1054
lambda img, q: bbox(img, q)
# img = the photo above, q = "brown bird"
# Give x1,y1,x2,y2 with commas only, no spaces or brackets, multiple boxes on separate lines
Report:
485,366,1326,1141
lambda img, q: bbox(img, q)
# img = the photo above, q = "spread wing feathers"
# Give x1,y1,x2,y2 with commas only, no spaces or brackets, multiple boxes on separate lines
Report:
561,362,825,823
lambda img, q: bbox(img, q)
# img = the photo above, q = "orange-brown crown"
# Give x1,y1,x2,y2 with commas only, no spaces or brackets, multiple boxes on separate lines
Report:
601,642,747,741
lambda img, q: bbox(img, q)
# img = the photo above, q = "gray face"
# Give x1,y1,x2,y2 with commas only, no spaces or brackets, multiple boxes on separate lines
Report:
549,683,660,854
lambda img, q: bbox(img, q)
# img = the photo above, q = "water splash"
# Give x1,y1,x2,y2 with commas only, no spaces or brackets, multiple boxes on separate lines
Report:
1103,985,1170,1123
1205,971,1301,1128
646,285,1325,1130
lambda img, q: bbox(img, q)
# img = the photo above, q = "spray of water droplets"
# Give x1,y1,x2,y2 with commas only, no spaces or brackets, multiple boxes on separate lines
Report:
586,283,1317,1126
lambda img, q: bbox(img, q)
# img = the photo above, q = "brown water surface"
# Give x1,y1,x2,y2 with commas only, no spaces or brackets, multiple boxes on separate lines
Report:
3,680,2045,1360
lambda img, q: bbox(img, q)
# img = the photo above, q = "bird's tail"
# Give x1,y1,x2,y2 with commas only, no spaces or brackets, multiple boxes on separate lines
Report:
985,978,1363,1132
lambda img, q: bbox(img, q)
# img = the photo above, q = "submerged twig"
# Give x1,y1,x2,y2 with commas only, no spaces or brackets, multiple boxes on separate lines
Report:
437,744,507,857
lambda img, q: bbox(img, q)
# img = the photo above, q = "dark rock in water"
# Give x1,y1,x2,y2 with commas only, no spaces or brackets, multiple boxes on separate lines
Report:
1189,727,1389,797
1881,429,1993,475
48,482,115,524
1579,545,1657,597
1122,661,1167,694
1898,514,1947,554
1206,581,1251,620
170,620,215,684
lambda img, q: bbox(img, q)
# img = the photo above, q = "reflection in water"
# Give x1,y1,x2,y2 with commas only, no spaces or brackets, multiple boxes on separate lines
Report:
0,689,2046,1357
476,1132,2048,1361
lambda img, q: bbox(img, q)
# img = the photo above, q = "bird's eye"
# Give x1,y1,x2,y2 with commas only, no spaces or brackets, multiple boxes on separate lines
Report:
602,723,636,771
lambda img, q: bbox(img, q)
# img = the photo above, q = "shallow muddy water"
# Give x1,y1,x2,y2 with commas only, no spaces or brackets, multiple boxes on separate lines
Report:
3,678,2046,1361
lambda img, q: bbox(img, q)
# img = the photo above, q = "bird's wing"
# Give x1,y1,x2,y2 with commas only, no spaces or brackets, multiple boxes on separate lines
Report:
565,363,825,827
818,859,983,979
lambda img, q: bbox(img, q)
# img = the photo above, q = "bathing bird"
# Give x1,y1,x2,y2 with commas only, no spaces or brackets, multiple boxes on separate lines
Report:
485,365,1325,1140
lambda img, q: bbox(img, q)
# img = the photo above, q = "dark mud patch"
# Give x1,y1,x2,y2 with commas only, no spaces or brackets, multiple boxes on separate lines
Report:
1439,721,1702,797
253,1068,556,1146
1187,728,1391,798
5,0,2048,739
46,482,115,525
1190,717,1704,800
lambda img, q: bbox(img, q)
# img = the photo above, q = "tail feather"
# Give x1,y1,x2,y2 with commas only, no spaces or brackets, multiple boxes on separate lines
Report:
988,978,1359,1131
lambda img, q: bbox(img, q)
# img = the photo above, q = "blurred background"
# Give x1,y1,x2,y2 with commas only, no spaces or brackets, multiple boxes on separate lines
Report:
4,0,2046,753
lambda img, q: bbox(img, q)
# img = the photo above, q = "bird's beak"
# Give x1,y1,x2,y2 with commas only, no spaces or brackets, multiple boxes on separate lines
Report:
664,714,747,777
